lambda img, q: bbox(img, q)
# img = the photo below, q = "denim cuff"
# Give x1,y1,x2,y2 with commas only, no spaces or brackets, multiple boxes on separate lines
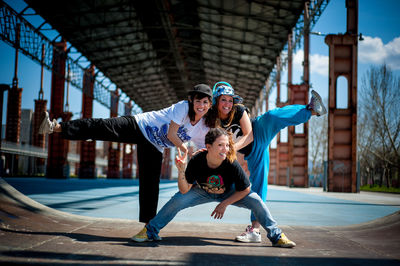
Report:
145,224,160,240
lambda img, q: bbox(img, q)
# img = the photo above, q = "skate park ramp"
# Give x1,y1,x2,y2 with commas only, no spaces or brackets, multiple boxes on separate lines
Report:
1,177,400,265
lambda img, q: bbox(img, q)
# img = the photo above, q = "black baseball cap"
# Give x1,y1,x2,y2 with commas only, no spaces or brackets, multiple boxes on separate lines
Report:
188,84,213,98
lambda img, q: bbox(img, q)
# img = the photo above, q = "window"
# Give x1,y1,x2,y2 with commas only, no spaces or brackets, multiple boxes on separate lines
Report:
336,76,348,109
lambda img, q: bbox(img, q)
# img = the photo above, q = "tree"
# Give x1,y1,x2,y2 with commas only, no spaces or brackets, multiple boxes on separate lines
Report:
309,100,328,186
358,64,400,187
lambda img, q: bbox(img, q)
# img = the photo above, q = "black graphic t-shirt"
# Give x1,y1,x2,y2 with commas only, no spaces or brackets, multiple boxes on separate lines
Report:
185,151,250,194
220,104,253,156
220,105,246,143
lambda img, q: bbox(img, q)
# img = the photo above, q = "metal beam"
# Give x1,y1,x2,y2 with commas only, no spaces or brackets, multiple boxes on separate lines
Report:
0,1,141,115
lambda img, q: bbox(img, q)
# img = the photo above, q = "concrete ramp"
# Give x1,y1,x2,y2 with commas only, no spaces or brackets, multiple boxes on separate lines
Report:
1,178,399,265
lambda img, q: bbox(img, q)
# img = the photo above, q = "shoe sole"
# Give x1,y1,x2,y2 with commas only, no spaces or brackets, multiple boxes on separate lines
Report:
273,243,296,248
130,237,153,243
235,237,262,243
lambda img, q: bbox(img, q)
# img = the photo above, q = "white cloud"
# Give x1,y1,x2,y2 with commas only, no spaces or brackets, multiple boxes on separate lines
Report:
359,36,386,64
293,50,329,77
287,36,400,78
359,36,400,70
310,53,329,76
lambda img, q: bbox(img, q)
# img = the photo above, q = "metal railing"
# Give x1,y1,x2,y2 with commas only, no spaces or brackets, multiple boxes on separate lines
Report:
0,140,107,167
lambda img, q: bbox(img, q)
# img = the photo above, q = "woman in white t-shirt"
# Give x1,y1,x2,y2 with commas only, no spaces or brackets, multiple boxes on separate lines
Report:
38,84,215,223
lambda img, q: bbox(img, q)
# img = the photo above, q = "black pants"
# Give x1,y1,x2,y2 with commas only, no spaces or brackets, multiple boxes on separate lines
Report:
60,116,163,223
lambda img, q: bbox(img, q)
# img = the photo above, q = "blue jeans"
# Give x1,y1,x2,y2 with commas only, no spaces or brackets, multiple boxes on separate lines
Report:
246,105,311,222
146,186,282,243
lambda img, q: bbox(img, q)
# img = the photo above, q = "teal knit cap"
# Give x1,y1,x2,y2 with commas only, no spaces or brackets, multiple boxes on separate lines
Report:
212,81,243,105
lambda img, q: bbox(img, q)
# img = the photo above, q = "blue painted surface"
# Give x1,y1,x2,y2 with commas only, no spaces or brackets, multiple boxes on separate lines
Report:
4,177,400,226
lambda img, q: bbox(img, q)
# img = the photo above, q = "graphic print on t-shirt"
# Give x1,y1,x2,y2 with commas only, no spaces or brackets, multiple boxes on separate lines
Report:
145,124,191,148
200,174,226,193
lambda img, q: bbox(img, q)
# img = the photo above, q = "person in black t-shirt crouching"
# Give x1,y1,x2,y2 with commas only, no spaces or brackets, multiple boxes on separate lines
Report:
131,128,296,248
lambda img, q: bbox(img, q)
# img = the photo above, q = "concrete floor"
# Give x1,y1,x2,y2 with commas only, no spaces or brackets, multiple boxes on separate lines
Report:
1,177,400,265
4,177,400,226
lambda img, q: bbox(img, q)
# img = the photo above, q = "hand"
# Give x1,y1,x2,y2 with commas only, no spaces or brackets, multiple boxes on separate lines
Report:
206,187,225,194
211,203,227,219
177,144,188,161
175,148,187,173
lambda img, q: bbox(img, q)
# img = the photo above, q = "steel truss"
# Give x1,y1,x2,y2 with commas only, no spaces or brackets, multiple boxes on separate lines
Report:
0,0,141,116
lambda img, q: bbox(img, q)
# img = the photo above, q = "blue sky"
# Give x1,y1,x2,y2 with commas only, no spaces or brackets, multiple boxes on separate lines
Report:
272,0,400,106
1,0,400,124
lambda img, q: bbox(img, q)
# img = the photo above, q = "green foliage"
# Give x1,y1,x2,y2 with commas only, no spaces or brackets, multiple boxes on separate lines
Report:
360,185,400,194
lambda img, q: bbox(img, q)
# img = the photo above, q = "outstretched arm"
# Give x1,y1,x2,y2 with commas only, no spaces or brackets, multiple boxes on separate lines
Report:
211,186,251,219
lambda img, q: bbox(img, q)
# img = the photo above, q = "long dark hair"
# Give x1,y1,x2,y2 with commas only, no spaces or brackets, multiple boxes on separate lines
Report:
205,128,236,163
188,92,217,128
211,95,245,128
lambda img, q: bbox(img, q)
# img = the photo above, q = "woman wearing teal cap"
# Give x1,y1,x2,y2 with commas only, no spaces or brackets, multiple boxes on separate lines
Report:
211,81,327,243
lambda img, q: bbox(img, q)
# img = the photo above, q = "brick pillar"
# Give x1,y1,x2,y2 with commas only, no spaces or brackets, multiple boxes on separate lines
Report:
79,65,96,178
5,87,22,175
47,40,69,179
266,80,276,185
285,1,310,187
269,148,277,184
122,101,133,179
288,84,309,187
275,56,290,186
32,44,47,175
5,87,22,143
0,85,9,176
107,90,120,178
160,148,172,179
277,139,289,185
33,99,47,173
324,0,358,192
75,141,80,176
6,22,22,145
276,101,290,186
122,144,134,178
133,145,139,179
4,23,22,176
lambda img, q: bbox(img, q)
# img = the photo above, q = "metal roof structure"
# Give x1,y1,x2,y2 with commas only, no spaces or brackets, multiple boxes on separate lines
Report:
23,0,326,112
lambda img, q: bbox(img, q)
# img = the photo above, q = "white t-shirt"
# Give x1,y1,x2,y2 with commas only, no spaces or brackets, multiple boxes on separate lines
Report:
134,100,210,152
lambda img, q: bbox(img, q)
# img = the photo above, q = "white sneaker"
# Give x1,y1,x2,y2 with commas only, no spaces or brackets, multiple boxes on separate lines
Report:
38,111,58,135
235,225,262,243
309,90,327,116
